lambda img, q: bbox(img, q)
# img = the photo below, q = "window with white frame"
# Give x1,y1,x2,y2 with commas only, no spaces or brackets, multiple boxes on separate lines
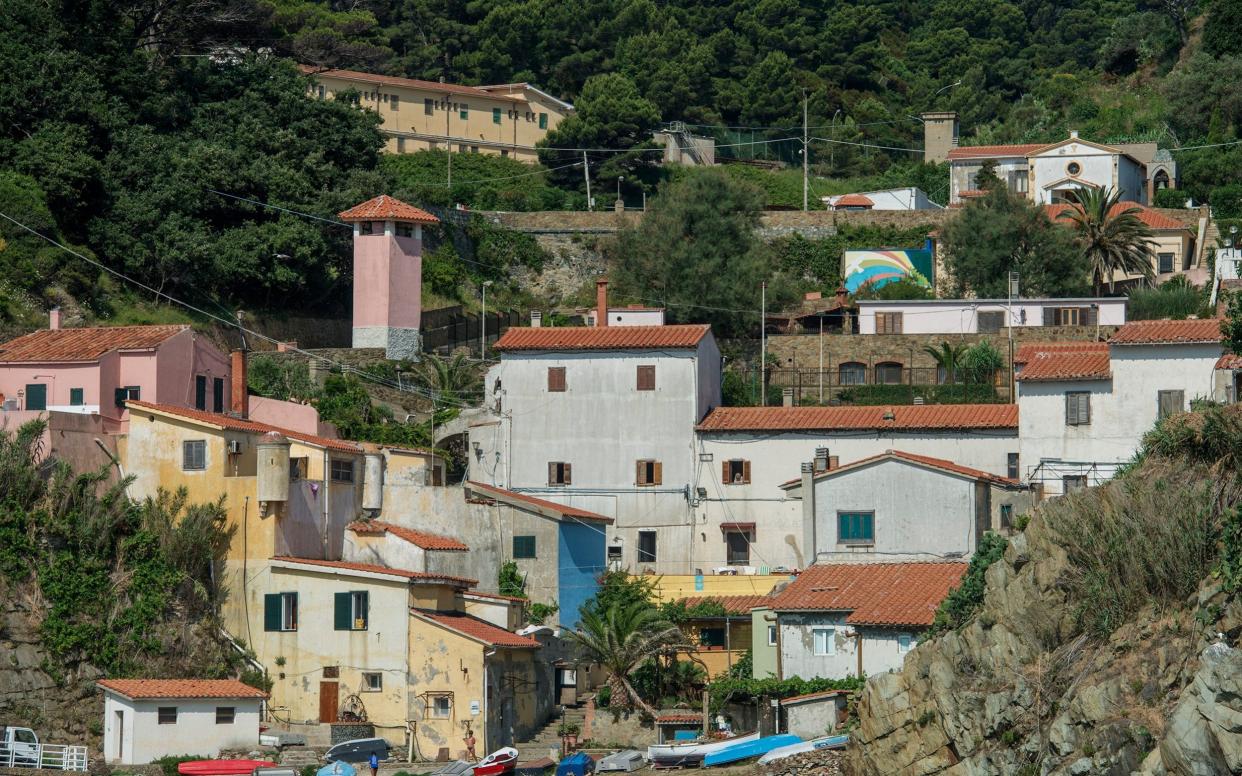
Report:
182,440,206,471
767,625,777,646
215,707,234,724
897,634,914,654
432,696,451,718
362,673,382,692
158,707,177,725
812,627,836,656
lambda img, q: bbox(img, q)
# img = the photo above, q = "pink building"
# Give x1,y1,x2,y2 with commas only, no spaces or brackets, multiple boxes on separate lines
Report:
0,311,230,422
339,195,439,360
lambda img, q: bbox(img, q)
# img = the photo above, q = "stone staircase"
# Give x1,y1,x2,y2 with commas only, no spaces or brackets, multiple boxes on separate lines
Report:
280,747,325,769
513,706,587,761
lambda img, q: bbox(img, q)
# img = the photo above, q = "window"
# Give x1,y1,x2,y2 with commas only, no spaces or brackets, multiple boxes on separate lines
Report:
838,511,875,544
158,707,177,725
547,366,567,392
182,440,206,471
1063,475,1088,492
607,545,622,563
264,592,298,631
725,530,750,565
362,673,383,692
636,365,656,391
397,137,406,153
501,150,509,157
874,362,904,385
1007,453,1020,481
396,223,414,238
875,311,903,334
360,220,374,235
1007,170,1028,195
1067,161,1081,176
331,459,355,482
289,457,308,480
1158,389,1185,420
213,378,225,413
317,85,325,99
335,591,369,631
897,634,914,654
767,625,777,646
636,459,662,486
547,461,572,486
513,535,536,559
539,112,548,129
323,666,340,679
424,98,434,115
812,627,836,656
637,530,657,563
1000,504,1014,530
390,95,399,109
215,707,235,725
1065,391,1091,426
493,108,502,124
433,697,451,718
114,385,140,407
459,104,469,119
1158,253,1175,274
195,375,208,410
838,362,866,385
69,388,84,406
978,311,1005,333
1056,307,1081,326
699,627,725,647
723,459,750,485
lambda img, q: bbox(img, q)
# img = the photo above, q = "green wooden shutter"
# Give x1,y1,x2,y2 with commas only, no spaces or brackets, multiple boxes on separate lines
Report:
838,513,849,541
334,592,352,630
264,594,282,631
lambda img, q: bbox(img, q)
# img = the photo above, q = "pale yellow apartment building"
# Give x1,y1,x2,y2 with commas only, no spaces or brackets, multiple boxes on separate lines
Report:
301,66,574,161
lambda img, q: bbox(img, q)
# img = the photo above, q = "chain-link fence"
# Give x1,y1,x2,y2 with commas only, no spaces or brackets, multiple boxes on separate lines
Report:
731,366,1011,406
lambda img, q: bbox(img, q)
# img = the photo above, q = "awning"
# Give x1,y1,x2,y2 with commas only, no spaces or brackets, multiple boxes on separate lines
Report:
720,522,756,532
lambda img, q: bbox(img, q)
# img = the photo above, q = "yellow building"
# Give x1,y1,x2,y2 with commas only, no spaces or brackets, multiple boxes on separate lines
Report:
301,66,574,161
672,595,770,679
648,573,795,604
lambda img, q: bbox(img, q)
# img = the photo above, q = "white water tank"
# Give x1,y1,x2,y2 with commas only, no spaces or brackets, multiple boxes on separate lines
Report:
257,432,291,503
362,451,384,512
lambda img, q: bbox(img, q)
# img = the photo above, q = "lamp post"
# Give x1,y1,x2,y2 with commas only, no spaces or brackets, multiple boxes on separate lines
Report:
617,176,624,208
480,280,493,359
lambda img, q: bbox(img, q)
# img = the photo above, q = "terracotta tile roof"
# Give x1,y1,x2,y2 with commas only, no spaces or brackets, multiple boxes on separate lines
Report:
946,144,1044,160
97,679,267,700
1014,341,1108,365
1045,202,1190,231
300,65,519,102
464,590,528,603
465,481,613,523
655,713,702,724
1109,318,1224,345
678,595,773,615
493,324,711,352
129,401,360,454
338,195,438,223
782,450,1016,488
834,194,873,208
346,520,469,551
780,690,850,705
415,609,540,648
771,562,968,627
696,404,1018,432
0,325,188,363
1216,354,1242,369
271,556,477,587
1016,351,1111,382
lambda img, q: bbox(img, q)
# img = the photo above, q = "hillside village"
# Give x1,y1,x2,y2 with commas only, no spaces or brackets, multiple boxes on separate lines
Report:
10,1,1242,774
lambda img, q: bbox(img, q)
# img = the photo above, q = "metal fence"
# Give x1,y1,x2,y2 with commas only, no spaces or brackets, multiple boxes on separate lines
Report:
733,366,1011,406
0,742,89,771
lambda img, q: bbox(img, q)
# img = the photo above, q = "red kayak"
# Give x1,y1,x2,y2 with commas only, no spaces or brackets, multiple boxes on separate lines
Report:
178,760,275,776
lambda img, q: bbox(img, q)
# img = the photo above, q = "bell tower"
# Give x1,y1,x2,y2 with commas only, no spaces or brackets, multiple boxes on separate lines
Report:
339,195,438,360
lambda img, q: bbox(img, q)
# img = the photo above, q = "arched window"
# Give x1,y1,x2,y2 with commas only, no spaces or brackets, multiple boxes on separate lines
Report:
874,362,904,385
838,362,866,386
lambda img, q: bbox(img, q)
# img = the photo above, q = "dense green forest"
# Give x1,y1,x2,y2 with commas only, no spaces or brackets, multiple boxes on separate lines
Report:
2,0,1242,320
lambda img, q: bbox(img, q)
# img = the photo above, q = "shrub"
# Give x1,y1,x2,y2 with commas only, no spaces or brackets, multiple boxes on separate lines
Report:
927,532,1008,636
1126,277,1209,321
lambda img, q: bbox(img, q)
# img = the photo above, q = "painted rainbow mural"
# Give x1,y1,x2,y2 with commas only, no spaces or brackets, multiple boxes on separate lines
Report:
842,240,934,292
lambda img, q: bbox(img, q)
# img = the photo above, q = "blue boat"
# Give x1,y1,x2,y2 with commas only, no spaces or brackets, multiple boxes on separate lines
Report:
554,753,594,776
702,734,802,767
317,763,356,776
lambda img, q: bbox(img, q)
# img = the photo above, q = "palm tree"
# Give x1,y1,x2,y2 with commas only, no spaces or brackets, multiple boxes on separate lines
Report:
566,600,689,715
1055,187,1155,295
409,352,483,405
923,342,971,384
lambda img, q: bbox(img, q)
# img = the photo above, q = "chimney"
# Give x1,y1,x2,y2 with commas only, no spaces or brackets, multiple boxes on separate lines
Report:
530,310,542,328
800,462,817,558
814,447,830,473
595,279,609,328
49,307,61,331
231,349,249,418
782,387,794,407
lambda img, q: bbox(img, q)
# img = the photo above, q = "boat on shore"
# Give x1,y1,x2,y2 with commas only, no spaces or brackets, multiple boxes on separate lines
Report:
647,731,759,768
755,735,849,765
177,761,275,776
703,734,802,766
325,738,389,764
472,747,518,776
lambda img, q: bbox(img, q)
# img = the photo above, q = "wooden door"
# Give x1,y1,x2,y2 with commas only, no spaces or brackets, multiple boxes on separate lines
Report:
319,681,339,723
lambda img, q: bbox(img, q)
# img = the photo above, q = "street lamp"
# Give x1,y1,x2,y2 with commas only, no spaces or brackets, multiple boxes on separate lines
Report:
935,80,962,96
480,280,494,359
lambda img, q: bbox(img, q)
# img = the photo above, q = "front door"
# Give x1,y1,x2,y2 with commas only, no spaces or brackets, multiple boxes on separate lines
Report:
319,682,339,723
115,711,124,761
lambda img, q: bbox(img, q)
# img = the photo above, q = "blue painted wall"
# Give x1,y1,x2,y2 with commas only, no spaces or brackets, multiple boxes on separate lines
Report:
558,521,606,628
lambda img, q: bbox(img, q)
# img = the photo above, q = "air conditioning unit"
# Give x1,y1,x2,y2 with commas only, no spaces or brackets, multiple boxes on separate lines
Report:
227,439,243,454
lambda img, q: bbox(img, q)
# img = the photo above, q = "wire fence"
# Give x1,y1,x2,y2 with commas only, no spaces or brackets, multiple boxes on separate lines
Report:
733,366,1011,406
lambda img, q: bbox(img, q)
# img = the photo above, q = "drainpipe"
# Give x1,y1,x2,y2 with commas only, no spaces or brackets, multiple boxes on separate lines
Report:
484,649,496,752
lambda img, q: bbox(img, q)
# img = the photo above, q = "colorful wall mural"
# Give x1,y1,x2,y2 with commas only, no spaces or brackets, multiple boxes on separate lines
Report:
842,240,934,292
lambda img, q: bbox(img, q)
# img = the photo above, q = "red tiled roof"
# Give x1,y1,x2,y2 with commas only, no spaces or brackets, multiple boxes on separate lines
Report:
0,325,188,363
1045,202,1190,231
655,713,702,724
493,324,710,352
771,562,968,627
1016,351,1111,382
338,195,438,223
271,556,477,587
834,194,873,208
1109,318,1224,345
946,144,1044,160
465,481,613,523
1014,341,1108,365
300,65,519,102
780,690,850,705
129,401,360,454
97,679,267,700
346,520,469,551
1216,354,1242,369
783,450,1015,488
415,609,540,648
697,404,1018,432
678,595,773,615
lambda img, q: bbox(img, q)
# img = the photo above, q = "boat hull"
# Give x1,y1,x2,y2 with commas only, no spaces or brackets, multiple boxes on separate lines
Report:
755,735,849,765
178,761,275,776
473,747,519,776
703,734,802,767
646,731,759,762
596,751,644,773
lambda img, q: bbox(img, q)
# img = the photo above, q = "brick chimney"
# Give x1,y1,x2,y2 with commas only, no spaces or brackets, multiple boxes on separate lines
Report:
231,349,249,418
49,307,61,331
595,279,609,327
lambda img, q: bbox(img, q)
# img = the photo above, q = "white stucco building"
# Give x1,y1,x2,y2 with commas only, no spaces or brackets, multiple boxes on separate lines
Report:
98,679,265,764
855,298,1126,335
771,562,967,680
821,187,943,211
691,405,1020,573
471,307,722,574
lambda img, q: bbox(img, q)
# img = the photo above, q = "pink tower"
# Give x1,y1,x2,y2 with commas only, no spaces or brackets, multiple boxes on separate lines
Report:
338,195,439,360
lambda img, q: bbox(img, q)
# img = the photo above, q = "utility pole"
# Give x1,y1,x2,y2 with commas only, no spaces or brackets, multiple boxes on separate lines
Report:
447,151,452,190
802,90,809,212
480,280,492,359
582,151,592,211
760,281,767,407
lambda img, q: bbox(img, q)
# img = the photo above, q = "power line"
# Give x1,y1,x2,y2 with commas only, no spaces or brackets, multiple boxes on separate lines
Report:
811,136,924,154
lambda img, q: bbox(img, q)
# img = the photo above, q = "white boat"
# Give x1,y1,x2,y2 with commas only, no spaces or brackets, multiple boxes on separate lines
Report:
647,731,760,767
755,735,849,765
596,750,645,772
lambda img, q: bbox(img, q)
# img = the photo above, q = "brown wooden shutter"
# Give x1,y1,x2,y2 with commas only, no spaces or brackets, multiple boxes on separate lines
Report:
1043,307,1056,326
1065,393,1078,425
1082,306,1097,326
653,461,662,486
636,460,645,485
563,463,571,485
721,460,730,484
548,462,557,484
637,365,655,390
548,367,567,392
742,460,751,484
893,312,903,334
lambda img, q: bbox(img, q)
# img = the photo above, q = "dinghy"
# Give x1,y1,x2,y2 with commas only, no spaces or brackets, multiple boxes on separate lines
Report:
595,751,644,773
472,747,518,776
755,735,849,765
317,762,357,776
647,731,760,768
178,761,274,776
325,738,390,764
702,734,802,766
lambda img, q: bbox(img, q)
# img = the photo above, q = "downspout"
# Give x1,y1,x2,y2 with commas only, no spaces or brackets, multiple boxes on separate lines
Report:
484,649,496,751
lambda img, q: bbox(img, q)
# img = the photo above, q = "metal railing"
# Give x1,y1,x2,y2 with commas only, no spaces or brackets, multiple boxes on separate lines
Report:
0,742,90,771
734,366,1011,405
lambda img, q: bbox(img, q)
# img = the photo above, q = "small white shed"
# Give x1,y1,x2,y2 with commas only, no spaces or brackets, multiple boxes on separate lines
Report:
98,679,266,764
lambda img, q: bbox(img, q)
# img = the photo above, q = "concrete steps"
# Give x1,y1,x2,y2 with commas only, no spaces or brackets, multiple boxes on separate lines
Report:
513,707,587,761
280,748,324,768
